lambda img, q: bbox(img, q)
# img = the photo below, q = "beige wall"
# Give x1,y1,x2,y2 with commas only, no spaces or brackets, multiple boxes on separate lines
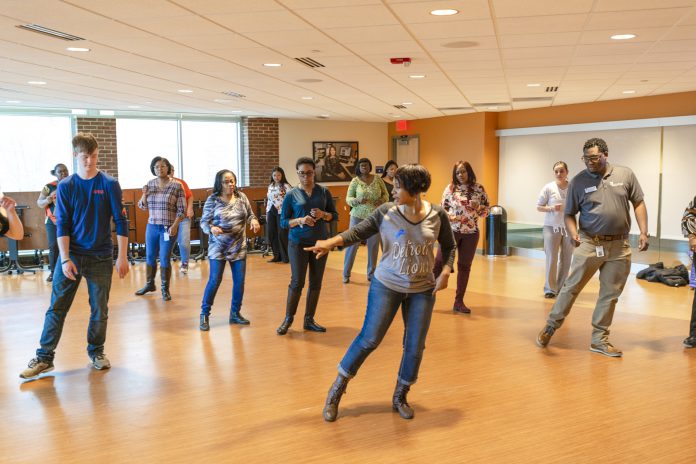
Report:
278,119,388,185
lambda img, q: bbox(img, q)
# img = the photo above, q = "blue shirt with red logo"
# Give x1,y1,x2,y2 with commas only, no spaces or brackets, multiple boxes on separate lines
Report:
55,171,128,256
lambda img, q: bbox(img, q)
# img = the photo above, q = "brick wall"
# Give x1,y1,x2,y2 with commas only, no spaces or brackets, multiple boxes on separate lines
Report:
75,118,118,178
244,117,279,187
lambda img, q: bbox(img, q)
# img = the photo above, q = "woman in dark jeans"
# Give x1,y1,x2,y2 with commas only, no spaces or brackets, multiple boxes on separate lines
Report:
265,166,292,263
198,170,260,330
276,157,338,335
433,161,489,314
37,163,70,282
306,164,455,422
136,156,185,301
682,196,696,348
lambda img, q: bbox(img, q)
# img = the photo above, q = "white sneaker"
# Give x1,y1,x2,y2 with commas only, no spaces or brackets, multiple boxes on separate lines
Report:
91,354,111,370
180,262,188,275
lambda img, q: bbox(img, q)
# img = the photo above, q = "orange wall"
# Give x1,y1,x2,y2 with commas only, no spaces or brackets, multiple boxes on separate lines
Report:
498,91,696,129
387,112,500,206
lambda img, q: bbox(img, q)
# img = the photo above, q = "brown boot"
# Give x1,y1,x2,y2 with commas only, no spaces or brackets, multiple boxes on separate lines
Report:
323,373,350,422
392,381,414,419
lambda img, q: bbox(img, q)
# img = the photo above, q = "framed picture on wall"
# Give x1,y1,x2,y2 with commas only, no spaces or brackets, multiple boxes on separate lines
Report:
313,141,359,183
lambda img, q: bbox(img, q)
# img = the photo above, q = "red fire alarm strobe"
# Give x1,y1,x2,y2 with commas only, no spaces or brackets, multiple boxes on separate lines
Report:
390,57,411,66
395,120,409,132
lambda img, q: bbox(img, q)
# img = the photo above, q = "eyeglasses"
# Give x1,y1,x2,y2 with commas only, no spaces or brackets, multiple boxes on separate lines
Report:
581,155,602,163
297,171,315,176
222,180,235,184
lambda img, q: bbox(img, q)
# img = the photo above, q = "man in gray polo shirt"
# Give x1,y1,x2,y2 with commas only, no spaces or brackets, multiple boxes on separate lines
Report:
536,137,649,357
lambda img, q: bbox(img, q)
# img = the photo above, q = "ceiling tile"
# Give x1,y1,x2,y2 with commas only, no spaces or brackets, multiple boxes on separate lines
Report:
492,0,593,18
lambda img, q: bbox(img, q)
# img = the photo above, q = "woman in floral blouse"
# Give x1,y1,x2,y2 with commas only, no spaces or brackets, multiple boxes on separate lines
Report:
343,157,389,283
266,167,292,263
433,161,489,314
198,170,260,331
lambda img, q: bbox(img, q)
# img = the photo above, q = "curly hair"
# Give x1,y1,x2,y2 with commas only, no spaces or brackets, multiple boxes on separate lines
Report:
583,138,608,155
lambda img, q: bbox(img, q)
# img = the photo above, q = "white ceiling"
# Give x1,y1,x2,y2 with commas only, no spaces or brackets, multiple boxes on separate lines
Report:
1,0,695,121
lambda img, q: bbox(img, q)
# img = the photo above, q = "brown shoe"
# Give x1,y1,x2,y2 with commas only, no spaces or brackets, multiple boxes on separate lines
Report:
590,342,623,357
536,325,555,347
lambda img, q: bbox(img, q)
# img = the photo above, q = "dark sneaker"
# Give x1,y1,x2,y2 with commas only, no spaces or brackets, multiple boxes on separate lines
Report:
590,343,623,357
20,358,54,379
46,273,53,282
544,292,556,299
536,325,555,347
453,302,471,314
342,276,350,284
91,354,111,370
683,336,696,348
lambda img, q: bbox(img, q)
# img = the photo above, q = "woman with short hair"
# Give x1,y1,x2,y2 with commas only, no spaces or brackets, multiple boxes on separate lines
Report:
136,156,185,301
306,164,455,422
343,157,389,283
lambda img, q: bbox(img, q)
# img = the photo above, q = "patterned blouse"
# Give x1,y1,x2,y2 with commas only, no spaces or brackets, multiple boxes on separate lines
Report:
138,178,186,227
346,175,389,220
200,192,257,261
441,183,490,234
266,182,292,213
682,195,696,237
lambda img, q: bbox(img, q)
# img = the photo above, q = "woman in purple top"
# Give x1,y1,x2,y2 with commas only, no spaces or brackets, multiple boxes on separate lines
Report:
306,164,455,422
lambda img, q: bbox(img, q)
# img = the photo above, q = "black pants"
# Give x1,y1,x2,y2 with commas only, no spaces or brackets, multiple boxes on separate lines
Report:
286,241,327,318
266,207,289,262
45,221,58,273
690,252,696,337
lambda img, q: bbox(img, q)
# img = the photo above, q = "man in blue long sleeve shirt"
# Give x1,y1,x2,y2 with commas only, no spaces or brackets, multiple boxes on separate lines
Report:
20,133,130,379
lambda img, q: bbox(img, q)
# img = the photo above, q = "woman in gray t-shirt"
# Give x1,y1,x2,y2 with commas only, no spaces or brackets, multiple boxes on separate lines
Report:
305,164,456,422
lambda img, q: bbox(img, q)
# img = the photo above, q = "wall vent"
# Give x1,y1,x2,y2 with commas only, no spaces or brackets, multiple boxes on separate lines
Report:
295,57,325,68
222,90,246,98
393,104,407,109
545,86,559,92
16,24,84,41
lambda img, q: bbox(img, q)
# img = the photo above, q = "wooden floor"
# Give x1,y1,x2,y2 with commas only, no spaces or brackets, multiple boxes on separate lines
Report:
1,248,695,463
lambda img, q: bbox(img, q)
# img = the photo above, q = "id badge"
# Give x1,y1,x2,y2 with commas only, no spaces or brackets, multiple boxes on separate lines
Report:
164,232,170,242
595,245,604,257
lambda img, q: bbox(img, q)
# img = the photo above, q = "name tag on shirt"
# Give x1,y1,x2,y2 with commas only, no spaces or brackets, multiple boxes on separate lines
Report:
585,186,598,193
164,232,170,241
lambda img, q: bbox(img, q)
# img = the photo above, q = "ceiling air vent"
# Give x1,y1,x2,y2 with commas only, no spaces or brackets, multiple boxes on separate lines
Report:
437,107,473,111
16,24,85,41
545,86,559,92
512,97,554,102
222,90,246,98
393,104,407,109
295,57,325,68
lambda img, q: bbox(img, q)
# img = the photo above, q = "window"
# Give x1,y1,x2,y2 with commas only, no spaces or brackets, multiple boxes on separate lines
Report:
181,120,240,188
116,119,179,189
0,115,73,193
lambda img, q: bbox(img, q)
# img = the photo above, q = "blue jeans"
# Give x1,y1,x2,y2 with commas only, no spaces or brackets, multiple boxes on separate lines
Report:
338,278,436,385
200,258,247,316
37,253,113,361
343,215,380,280
146,223,174,269
177,218,191,264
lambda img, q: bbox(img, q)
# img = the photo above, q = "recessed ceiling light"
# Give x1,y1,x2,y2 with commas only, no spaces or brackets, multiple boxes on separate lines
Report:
611,34,636,40
402,102,413,105
28,80,46,85
297,78,323,83
99,110,114,116
214,99,233,103
263,63,281,67
487,106,499,110
66,47,90,52
622,90,636,94
126,106,141,109
71,109,87,115
527,83,541,87
5,100,20,103
229,110,242,113
320,113,330,117
301,96,313,100
145,101,153,104
430,9,458,16
178,89,193,93
442,40,479,49
409,74,426,79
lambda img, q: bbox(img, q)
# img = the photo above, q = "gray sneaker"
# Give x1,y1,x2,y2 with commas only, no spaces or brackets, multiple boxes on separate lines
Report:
590,342,623,357
19,357,54,379
91,354,111,370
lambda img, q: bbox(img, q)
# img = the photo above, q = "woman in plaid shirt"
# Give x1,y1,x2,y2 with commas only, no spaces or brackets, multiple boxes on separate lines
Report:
135,156,185,301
